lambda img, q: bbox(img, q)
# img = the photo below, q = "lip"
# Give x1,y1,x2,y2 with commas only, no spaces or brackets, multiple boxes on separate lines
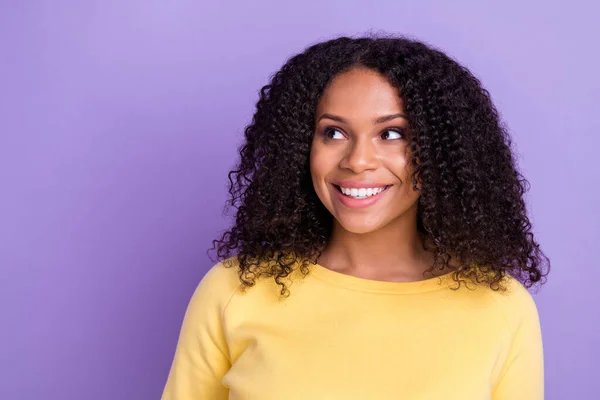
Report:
332,183,392,209
333,180,392,189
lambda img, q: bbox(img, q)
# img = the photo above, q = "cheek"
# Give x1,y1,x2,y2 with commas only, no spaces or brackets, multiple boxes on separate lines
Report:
381,152,420,195
309,144,339,209
309,146,327,195
309,143,333,178
309,148,320,180
381,151,411,180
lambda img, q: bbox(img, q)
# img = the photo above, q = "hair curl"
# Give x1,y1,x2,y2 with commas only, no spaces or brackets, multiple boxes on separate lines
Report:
210,33,550,296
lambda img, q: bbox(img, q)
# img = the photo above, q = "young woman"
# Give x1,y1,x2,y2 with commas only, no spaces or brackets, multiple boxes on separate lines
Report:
162,34,550,399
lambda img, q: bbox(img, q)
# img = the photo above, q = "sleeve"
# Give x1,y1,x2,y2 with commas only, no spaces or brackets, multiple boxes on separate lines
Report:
492,283,545,400
161,263,238,400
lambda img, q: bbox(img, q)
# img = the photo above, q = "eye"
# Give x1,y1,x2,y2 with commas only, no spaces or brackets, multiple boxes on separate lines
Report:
323,127,345,140
381,128,405,140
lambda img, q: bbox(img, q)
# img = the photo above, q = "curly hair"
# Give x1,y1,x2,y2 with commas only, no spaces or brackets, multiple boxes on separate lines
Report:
209,33,550,296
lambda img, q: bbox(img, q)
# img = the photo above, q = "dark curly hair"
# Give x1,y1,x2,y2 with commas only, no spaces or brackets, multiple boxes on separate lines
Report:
209,33,550,296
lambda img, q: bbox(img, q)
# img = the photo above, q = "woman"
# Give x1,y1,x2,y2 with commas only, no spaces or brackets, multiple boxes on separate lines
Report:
162,34,550,399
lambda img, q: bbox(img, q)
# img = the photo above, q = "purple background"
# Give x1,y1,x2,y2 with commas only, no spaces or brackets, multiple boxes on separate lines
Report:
1,1,598,399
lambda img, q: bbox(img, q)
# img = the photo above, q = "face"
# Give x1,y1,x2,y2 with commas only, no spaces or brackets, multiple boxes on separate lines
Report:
310,67,420,235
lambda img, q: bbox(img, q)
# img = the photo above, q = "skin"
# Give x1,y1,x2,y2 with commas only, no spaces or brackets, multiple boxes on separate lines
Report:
310,67,455,282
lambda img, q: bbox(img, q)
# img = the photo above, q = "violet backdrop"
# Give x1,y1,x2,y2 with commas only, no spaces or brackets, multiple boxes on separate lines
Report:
1,0,598,399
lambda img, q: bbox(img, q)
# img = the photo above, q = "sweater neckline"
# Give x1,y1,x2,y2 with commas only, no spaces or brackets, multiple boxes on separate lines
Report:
309,262,457,294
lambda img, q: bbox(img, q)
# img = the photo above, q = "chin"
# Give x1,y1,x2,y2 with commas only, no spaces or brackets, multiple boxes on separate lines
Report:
344,226,378,235
335,216,384,235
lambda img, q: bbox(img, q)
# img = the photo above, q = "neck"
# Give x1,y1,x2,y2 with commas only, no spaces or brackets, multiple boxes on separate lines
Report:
317,210,439,282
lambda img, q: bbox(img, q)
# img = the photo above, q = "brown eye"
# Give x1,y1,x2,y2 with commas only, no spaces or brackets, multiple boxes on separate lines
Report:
323,127,345,139
381,128,405,140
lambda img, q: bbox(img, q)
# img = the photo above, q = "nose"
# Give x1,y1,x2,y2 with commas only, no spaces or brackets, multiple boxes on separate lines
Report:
339,137,380,173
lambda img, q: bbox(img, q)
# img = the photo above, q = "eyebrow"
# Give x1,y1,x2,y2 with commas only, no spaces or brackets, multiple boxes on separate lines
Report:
317,113,408,124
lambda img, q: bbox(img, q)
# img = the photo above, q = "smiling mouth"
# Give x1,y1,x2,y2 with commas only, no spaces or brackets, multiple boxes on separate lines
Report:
332,184,392,199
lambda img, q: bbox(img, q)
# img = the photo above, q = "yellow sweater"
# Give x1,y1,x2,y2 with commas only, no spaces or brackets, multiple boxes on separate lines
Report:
162,259,544,399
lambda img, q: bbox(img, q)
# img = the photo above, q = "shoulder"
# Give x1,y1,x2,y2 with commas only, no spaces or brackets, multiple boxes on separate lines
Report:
188,257,243,314
199,257,243,289
484,274,541,330
485,275,544,399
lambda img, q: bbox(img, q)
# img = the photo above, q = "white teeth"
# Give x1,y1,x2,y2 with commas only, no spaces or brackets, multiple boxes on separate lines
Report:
339,186,387,199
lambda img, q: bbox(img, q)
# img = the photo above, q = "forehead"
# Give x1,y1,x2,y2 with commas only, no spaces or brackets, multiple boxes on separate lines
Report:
316,68,405,115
